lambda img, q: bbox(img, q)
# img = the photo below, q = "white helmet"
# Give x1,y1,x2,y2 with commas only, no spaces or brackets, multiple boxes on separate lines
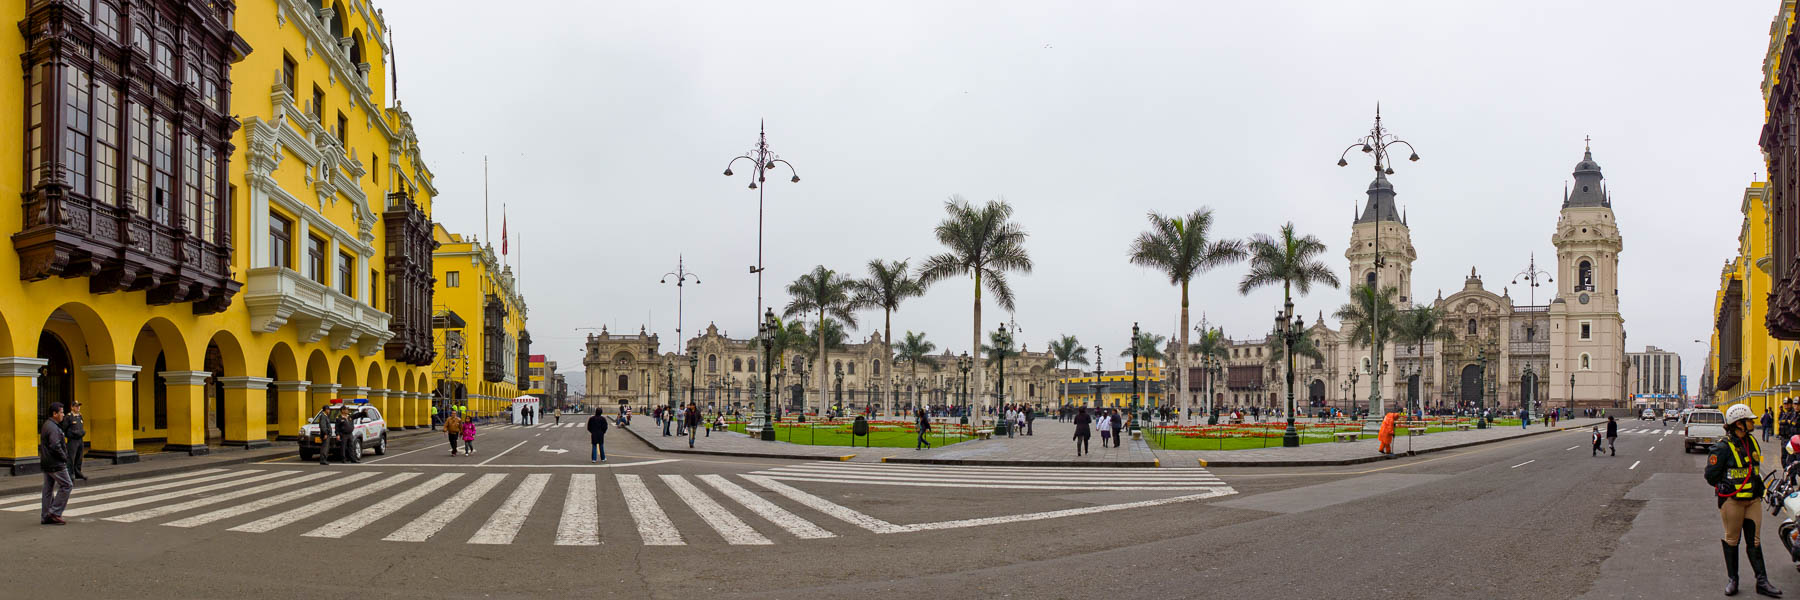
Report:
1725,404,1756,427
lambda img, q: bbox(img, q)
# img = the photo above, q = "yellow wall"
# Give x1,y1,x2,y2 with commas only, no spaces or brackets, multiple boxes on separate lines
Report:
431,225,528,415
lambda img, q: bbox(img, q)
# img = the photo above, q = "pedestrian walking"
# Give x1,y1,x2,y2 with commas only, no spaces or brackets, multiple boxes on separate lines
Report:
1707,404,1783,598
587,407,609,462
1591,427,1603,457
1098,411,1112,448
1605,416,1618,456
915,409,932,450
1073,407,1092,456
1765,409,1776,442
62,401,87,481
445,411,463,456
1377,411,1397,454
39,403,72,525
461,418,477,455
685,403,701,449
1111,410,1125,448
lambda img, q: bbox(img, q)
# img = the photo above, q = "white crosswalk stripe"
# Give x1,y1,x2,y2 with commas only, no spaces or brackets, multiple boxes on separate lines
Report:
751,463,1231,491
384,473,507,542
0,468,228,507
302,472,465,538
469,473,551,545
3,469,254,511
228,473,421,533
59,464,1234,547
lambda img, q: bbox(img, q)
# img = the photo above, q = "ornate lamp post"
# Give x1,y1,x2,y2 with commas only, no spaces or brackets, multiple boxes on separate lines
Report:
1093,347,1104,410
1338,107,1421,417
687,353,699,416
664,358,675,419
754,310,777,439
1130,323,1142,432
1477,348,1489,429
660,256,700,366
832,362,843,418
1569,373,1577,414
958,351,972,424
1277,302,1306,447
1349,367,1361,418
723,121,800,324
994,323,1011,436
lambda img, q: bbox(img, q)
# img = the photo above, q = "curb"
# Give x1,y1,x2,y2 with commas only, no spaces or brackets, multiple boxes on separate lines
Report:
1190,422,1595,467
878,456,1161,468
0,427,440,496
619,424,855,462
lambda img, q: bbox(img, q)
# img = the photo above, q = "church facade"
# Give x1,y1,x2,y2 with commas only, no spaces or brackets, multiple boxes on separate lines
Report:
1187,146,1628,414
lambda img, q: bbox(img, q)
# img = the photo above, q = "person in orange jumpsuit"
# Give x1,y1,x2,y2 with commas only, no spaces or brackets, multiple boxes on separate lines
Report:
1377,411,1399,454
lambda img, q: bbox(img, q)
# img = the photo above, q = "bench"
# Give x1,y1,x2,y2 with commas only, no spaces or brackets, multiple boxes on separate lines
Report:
975,429,994,441
1456,423,1472,431
1132,430,1144,441
1407,427,1427,437
1334,432,1359,443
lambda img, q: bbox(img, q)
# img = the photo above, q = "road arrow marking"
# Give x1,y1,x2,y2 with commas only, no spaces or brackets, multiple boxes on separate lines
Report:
538,445,568,454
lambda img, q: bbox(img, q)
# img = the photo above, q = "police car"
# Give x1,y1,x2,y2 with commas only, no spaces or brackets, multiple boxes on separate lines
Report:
298,399,389,462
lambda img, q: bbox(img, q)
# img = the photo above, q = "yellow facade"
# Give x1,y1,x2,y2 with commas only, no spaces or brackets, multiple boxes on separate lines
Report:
1711,2,1800,417
430,224,528,416
0,1,440,473
1061,357,1165,408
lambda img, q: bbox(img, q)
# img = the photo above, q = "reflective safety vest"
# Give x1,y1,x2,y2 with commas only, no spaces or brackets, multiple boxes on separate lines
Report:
1723,437,1762,499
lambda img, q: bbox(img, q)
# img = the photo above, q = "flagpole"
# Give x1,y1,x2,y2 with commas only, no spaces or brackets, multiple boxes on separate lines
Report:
483,156,489,246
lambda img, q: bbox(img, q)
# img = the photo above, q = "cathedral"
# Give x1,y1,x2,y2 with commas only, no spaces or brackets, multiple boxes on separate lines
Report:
1195,144,1628,415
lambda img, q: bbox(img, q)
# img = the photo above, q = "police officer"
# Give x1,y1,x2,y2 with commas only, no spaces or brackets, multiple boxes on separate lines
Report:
336,408,358,464
315,407,336,466
1705,403,1783,598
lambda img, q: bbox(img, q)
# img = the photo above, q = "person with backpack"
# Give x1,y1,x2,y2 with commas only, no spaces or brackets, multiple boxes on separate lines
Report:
587,407,609,463
445,411,463,457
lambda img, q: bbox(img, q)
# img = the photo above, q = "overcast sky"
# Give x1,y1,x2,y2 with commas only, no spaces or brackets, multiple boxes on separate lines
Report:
380,0,1769,393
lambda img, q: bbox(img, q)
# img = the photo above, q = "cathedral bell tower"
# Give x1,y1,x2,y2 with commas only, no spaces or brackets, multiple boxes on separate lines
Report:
1550,139,1626,408
1345,170,1418,308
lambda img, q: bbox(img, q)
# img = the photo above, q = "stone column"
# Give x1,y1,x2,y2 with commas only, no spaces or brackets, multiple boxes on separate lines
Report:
81,364,143,464
272,381,310,440
365,388,388,428
410,392,427,428
0,357,50,475
310,383,341,418
218,376,275,449
159,370,213,455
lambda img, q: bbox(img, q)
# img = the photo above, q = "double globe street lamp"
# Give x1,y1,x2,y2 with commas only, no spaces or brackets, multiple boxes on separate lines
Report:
1276,301,1306,447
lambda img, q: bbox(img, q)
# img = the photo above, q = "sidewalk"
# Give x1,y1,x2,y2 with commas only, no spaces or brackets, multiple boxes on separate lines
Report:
620,415,1614,468
0,426,441,496
1167,418,1608,467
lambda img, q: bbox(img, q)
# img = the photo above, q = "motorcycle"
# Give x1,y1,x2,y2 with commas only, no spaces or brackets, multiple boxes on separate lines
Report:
1766,463,1800,570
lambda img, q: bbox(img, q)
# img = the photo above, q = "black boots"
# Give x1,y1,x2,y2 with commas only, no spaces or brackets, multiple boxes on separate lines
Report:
1748,542,1785,598
1729,541,1742,596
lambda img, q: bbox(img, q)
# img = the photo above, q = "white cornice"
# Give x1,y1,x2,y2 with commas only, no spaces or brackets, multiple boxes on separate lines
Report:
275,0,398,142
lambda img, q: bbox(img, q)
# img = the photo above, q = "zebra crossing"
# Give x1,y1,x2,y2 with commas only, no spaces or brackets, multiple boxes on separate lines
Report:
750,462,1231,491
485,422,583,430
6,463,1235,547
1614,427,1676,435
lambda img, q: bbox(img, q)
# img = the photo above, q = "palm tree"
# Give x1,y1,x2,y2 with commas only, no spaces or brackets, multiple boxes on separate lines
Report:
893,331,938,413
766,318,808,408
784,266,859,414
1264,327,1324,367
1048,335,1089,408
1129,209,1245,418
918,196,1033,415
1334,284,1402,413
1240,222,1340,430
853,259,926,358
1189,327,1229,421
1393,303,1454,415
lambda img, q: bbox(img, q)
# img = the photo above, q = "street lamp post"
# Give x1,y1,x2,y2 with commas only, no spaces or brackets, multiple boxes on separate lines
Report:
1477,349,1489,429
723,121,801,325
660,255,700,366
1093,348,1104,410
833,362,843,419
994,323,1011,436
759,308,776,439
1570,373,1577,415
664,360,675,435
1338,107,1421,417
1349,368,1361,418
687,353,698,422
1130,323,1141,432
958,352,972,425
1277,301,1306,447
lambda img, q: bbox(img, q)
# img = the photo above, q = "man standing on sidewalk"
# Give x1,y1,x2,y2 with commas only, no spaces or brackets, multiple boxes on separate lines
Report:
62,401,87,481
39,403,71,525
587,407,609,462
685,402,701,448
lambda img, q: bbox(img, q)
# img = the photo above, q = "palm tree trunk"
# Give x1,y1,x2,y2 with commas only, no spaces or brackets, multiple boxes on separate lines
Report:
817,310,827,417
972,272,983,419
1178,279,1190,421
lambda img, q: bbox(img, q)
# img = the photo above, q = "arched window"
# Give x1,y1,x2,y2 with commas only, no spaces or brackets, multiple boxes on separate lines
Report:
873,360,881,375
617,374,629,391
1366,271,1376,288
349,29,365,64
1578,260,1593,291
848,362,856,375
1580,353,1591,370
1467,319,1477,335
792,357,803,372
707,355,717,373
748,358,757,372
732,358,742,372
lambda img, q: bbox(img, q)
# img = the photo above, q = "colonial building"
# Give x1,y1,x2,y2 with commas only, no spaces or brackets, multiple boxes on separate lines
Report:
0,0,440,474
430,225,526,415
1181,146,1629,417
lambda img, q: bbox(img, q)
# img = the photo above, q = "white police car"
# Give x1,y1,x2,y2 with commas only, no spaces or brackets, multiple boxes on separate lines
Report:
298,399,389,462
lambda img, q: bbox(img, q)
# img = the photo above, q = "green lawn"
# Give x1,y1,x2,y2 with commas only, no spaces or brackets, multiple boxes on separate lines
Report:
725,421,976,448
1145,418,1496,451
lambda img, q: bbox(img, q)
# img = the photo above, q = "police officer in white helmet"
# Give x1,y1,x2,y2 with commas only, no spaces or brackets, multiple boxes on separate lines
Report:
1706,403,1783,597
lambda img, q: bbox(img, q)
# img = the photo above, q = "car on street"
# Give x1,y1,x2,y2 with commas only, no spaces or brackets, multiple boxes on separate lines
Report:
1640,408,1656,420
1684,409,1727,453
298,401,388,462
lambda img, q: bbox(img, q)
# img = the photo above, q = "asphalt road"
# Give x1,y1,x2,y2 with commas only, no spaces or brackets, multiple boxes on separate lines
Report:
0,418,1766,599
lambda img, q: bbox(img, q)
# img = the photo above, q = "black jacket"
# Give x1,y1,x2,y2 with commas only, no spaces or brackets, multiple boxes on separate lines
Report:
39,419,67,471
61,414,85,439
1605,420,1618,438
683,408,701,428
1074,413,1092,438
587,414,609,443
1706,434,1765,500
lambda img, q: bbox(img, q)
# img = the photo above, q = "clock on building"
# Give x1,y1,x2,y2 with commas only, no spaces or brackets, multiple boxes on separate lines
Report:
1578,293,1590,305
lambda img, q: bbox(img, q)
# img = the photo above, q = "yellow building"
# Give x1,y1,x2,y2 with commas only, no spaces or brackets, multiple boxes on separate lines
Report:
1060,357,1166,408
1711,2,1800,416
525,354,547,397
0,0,439,474
430,225,528,416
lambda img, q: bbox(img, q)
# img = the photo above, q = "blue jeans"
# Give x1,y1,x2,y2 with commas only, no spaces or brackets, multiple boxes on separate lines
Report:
592,440,605,461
